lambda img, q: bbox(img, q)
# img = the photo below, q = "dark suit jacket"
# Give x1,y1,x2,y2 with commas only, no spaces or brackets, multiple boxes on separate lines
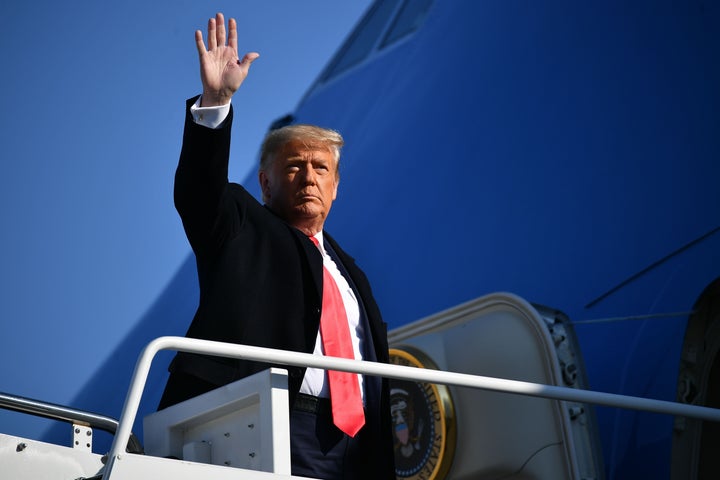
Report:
159,97,394,477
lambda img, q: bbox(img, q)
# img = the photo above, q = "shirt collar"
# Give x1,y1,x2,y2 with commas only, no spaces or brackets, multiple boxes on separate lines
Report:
311,231,325,252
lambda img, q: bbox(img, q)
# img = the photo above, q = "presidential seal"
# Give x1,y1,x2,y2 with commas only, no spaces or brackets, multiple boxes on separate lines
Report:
389,347,456,480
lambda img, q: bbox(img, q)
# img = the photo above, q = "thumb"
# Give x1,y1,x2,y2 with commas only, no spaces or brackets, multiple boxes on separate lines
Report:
238,52,260,68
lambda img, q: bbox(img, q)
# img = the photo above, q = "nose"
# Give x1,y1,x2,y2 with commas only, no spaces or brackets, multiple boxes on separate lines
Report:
299,162,317,184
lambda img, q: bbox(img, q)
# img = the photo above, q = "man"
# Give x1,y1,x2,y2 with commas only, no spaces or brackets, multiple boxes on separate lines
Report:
158,13,395,479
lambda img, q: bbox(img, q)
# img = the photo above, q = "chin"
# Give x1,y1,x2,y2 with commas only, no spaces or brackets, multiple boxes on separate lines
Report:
289,206,322,222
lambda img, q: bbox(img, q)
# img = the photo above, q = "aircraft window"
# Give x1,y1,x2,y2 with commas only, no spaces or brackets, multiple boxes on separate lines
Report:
321,0,402,81
380,0,433,47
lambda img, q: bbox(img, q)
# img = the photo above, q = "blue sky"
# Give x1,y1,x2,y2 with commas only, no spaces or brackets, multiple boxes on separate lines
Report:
0,0,370,439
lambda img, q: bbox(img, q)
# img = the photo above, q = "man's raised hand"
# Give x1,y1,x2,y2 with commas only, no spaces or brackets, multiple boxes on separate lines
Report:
196,12,259,107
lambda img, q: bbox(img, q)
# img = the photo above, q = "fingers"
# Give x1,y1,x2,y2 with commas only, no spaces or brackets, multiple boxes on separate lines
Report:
200,12,247,57
215,12,226,48
195,30,207,56
206,17,216,51
228,17,238,52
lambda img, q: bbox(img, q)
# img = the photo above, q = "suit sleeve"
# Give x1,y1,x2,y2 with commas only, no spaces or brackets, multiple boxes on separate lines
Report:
174,96,241,258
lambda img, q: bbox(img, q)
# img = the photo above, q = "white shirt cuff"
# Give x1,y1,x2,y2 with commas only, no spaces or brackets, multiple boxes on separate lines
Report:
190,96,231,129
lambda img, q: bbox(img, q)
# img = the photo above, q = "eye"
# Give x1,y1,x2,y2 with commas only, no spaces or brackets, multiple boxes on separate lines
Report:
314,162,330,173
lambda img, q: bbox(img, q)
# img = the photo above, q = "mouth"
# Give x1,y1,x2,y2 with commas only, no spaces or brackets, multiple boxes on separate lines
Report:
297,192,320,202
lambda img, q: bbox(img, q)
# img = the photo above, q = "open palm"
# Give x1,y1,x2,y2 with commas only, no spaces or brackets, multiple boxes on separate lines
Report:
196,13,259,106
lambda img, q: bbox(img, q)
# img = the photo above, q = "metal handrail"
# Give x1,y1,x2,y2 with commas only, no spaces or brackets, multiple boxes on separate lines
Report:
105,337,720,478
0,391,143,454
104,336,720,478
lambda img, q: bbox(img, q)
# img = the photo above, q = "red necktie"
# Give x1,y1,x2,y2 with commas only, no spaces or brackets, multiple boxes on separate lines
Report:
310,236,365,437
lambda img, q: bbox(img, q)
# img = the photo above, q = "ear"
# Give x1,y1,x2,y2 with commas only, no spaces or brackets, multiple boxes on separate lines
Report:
259,170,270,201
332,178,339,201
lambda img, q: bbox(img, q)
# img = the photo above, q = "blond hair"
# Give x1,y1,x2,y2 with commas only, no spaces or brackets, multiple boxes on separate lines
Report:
259,124,344,174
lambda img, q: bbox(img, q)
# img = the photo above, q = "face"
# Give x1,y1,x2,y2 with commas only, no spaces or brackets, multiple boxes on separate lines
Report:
259,139,339,233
